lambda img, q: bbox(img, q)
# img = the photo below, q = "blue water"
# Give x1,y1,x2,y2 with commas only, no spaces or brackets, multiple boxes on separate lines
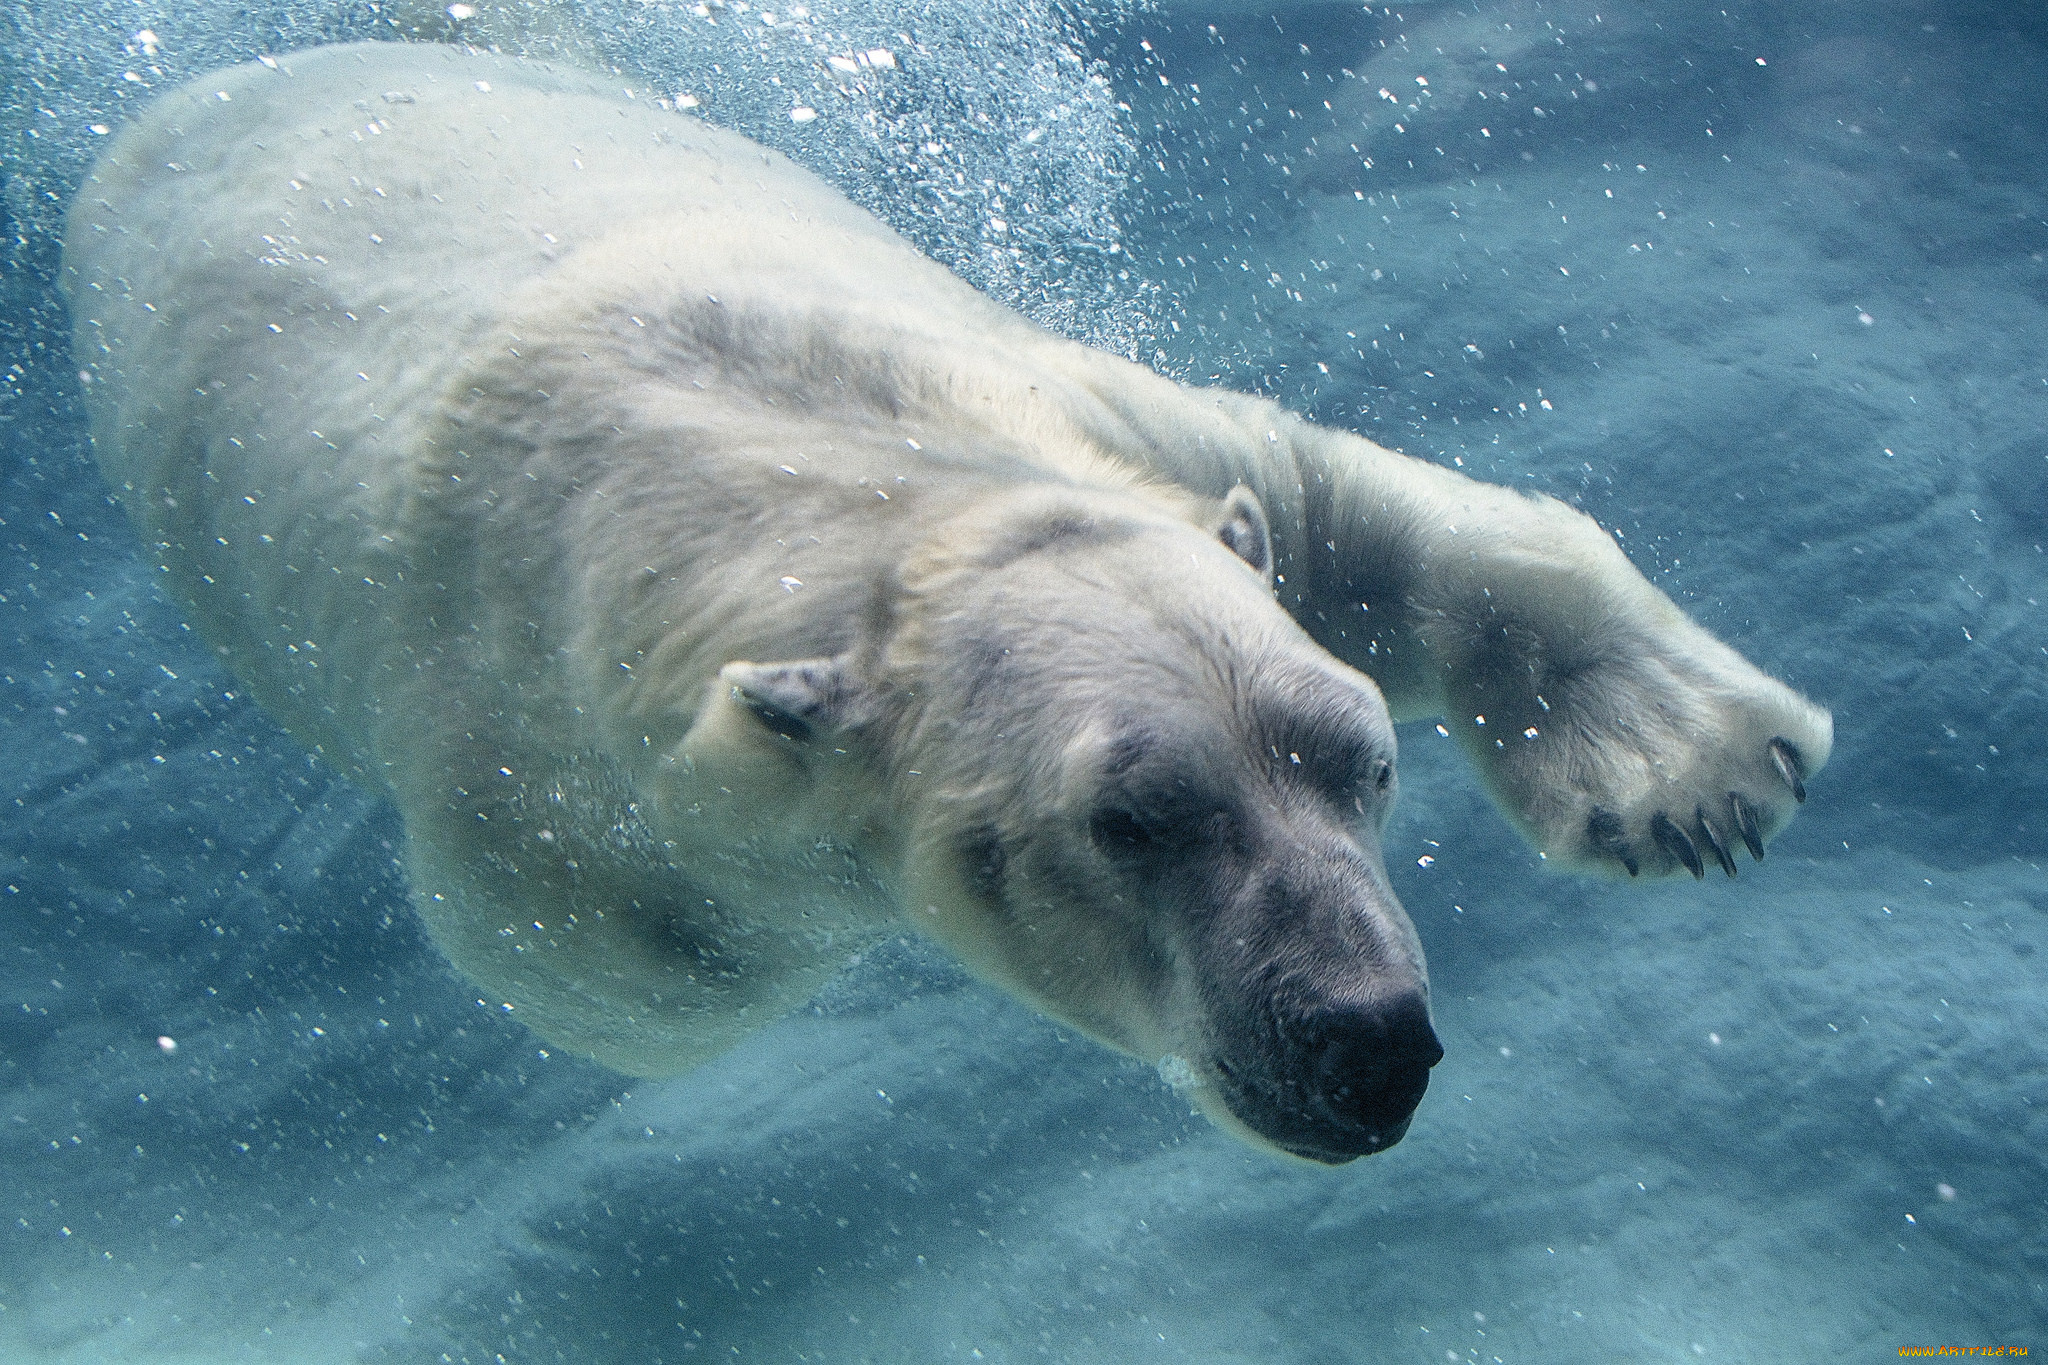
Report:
3,1,2043,1360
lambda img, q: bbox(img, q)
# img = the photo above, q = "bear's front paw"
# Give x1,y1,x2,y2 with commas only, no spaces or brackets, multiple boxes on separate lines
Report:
1441,612,1834,880
1582,734,1815,878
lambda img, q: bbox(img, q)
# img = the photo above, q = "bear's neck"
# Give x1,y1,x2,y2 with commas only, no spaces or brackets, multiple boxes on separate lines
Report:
1019,349,1453,719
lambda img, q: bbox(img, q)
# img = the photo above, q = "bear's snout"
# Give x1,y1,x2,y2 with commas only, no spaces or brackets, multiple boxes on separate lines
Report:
1217,991,1442,1164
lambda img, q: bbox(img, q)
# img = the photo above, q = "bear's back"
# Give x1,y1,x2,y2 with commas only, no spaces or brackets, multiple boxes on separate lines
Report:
65,41,922,527
62,42,990,764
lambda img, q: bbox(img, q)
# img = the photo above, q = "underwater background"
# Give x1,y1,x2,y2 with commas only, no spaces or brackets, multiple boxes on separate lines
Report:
2,0,2043,1359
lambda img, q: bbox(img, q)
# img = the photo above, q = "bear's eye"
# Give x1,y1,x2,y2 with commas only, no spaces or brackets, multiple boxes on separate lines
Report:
1373,758,1393,792
1089,806,1155,857
742,696,813,743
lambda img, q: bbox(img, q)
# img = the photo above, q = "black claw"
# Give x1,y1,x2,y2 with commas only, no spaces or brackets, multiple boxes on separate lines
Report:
1696,807,1738,877
1768,736,1807,803
1587,807,1638,877
1652,811,1705,879
1730,792,1765,861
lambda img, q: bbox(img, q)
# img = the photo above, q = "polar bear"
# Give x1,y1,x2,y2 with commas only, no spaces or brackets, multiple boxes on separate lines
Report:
64,44,1828,1159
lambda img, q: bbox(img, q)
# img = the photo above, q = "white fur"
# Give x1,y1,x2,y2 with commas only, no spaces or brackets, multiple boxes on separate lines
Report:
64,44,1828,1079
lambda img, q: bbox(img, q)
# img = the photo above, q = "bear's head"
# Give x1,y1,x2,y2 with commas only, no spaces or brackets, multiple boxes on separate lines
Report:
720,484,1442,1162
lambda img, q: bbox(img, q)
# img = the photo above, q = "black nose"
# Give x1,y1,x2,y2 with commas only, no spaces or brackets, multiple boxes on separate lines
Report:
1220,993,1443,1163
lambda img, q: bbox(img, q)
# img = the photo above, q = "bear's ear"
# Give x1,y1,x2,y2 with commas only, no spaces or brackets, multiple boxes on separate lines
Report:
1215,484,1274,582
720,654,866,743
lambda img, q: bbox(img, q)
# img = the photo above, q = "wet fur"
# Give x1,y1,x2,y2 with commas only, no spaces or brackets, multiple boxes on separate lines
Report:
66,43,1826,1151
